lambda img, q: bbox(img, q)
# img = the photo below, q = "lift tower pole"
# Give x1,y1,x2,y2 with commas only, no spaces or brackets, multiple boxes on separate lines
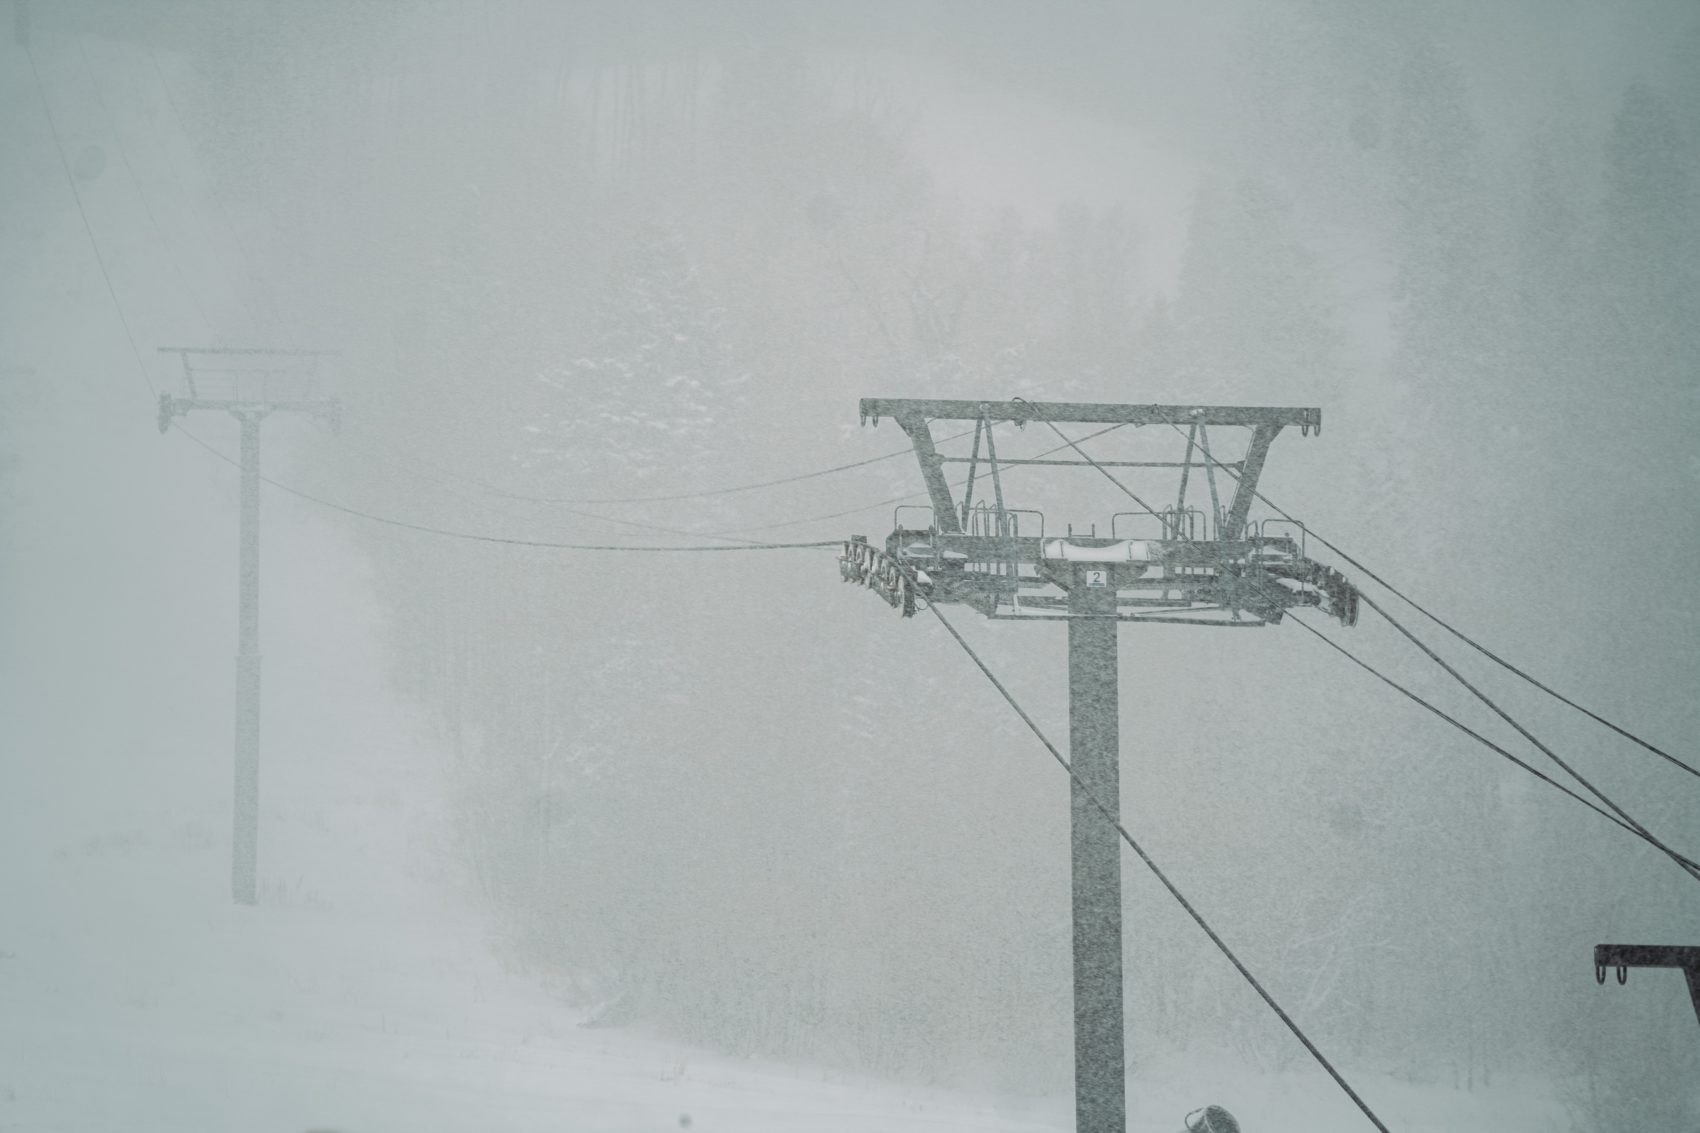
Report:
1069,565,1123,1133
841,398,1355,1133
157,347,338,906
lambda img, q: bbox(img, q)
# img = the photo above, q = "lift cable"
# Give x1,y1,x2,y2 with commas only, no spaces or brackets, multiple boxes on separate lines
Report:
1159,424,1700,784
1026,404,1165,519
1288,614,1700,874
172,428,836,552
916,591,1392,1133
1296,530,1699,782
724,422,1133,535
430,426,984,506
1356,593,1700,883
1046,412,1698,881
26,40,159,401
165,400,1120,549
79,40,219,340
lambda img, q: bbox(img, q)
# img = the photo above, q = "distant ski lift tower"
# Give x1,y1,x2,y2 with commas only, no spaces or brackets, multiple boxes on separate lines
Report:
157,347,339,905
839,398,1359,1133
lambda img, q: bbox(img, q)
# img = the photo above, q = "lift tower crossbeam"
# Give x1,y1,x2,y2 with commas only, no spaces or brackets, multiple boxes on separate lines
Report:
840,397,1356,1133
158,347,338,906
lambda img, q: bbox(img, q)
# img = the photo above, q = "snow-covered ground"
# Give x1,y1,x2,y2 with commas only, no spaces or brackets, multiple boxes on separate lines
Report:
0,855,1059,1133
0,812,1573,1133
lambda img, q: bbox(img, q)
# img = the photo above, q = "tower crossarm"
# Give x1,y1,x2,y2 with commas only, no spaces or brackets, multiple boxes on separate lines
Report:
862,400,1317,541
155,346,341,434
859,399,1321,431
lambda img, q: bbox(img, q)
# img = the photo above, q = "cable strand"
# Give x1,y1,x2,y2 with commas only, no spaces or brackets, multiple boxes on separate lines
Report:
455,425,982,506
1356,593,1700,882
1287,614,1700,873
1024,405,1164,520
26,39,157,400
1162,424,1699,783
725,421,1132,535
172,427,835,552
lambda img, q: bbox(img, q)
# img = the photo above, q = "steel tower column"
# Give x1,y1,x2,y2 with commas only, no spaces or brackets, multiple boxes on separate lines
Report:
157,346,338,907
1069,563,1124,1133
233,411,263,905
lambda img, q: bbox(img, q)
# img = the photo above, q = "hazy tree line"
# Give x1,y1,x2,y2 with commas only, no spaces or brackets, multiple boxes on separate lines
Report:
147,2,1698,1123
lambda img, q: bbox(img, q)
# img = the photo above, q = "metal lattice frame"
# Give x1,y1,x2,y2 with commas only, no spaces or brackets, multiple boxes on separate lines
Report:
846,398,1355,627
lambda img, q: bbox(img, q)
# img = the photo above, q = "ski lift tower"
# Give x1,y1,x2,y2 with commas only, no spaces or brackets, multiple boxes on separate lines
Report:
157,347,339,905
839,398,1359,1133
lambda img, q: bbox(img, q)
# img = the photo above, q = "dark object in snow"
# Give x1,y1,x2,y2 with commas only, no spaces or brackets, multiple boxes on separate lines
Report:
1184,1105,1242,1133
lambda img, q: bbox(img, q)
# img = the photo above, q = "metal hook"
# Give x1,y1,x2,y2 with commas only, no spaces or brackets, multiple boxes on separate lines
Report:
1595,960,1606,985
1616,965,1628,985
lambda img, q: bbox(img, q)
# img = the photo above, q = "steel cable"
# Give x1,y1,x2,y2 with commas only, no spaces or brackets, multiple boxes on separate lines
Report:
172,427,836,552
1288,614,1700,873
1356,593,1700,882
1159,424,1700,783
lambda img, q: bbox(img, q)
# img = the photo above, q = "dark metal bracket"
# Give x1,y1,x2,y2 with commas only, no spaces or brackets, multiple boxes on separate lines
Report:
1594,943,1700,1032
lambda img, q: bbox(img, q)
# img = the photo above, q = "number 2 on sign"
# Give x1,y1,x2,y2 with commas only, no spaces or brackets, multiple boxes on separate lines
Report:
1086,569,1108,588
